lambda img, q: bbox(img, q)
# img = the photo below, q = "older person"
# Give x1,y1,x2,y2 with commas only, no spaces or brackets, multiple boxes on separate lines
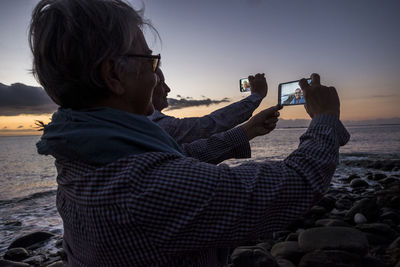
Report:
31,0,349,266
290,88,306,104
151,68,278,164
149,68,267,144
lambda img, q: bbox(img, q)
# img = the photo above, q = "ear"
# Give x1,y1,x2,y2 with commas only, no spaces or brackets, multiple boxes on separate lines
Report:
100,59,125,95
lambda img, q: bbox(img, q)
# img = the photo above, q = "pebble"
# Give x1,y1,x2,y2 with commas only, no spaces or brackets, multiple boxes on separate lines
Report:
354,213,368,224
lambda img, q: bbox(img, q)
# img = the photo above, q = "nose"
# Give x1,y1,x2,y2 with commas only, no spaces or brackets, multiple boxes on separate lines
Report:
165,84,171,93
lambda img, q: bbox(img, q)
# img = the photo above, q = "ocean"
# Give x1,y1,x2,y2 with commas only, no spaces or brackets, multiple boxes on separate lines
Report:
1,124,399,253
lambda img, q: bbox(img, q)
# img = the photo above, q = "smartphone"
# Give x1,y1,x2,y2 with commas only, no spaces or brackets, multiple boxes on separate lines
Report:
239,78,251,92
278,78,311,106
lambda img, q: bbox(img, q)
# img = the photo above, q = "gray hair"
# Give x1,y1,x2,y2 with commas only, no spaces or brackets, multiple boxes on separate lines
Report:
29,0,155,108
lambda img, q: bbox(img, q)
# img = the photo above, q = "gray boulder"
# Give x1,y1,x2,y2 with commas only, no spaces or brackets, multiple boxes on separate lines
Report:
4,248,30,261
298,227,369,255
298,250,363,267
8,231,55,249
230,246,278,267
271,241,304,264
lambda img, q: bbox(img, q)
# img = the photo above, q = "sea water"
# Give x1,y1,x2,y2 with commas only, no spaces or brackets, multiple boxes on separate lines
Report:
0,124,399,253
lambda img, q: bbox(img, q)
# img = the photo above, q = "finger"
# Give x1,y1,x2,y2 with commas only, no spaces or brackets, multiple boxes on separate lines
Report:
299,78,311,91
310,73,321,86
248,75,255,81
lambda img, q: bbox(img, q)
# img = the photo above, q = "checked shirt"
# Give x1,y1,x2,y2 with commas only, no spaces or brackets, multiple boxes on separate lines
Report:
55,115,349,266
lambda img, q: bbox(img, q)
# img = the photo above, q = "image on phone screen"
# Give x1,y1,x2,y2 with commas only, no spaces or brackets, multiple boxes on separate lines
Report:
278,78,311,106
240,78,251,92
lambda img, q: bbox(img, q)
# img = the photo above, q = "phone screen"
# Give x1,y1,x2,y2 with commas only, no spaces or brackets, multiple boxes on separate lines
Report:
278,78,311,106
240,78,251,92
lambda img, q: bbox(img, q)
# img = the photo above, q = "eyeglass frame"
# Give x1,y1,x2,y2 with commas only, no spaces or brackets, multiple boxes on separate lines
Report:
123,53,161,72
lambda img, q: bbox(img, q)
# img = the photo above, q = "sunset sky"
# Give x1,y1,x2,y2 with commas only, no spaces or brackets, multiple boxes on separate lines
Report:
1,0,399,135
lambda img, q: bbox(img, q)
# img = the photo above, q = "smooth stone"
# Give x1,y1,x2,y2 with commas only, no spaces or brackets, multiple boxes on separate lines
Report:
4,221,22,227
8,231,55,249
356,223,397,239
4,248,30,261
285,233,299,242
381,210,400,224
335,198,353,210
308,206,327,216
271,241,304,264
298,250,363,267
276,258,296,267
354,213,368,224
256,240,274,251
346,198,379,221
373,173,387,180
230,246,278,267
0,260,30,267
364,232,391,246
350,178,369,188
298,227,369,255
315,195,336,211
315,219,350,227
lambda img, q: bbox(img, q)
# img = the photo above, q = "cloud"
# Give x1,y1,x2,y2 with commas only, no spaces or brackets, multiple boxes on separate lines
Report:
0,83,58,116
17,125,23,128
166,97,230,110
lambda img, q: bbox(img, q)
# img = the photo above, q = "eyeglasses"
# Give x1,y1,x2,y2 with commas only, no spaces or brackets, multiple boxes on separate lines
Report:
124,53,161,72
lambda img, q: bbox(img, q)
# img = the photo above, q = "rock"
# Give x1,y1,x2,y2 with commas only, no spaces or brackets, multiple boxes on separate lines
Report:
381,210,400,224
390,196,400,208
22,255,46,266
372,173,387,181
298,250,363,267
298,227,369,255
388,236,400,250
0,259,30,267
46,261,67,267
315,195,336,211
346,174,360,182
271,241,304,264
315,219,350,227
346,198,379,221
364,233,391,246
335,198,353,210
354,213,368,224
4,248,30,261
272,231,291,241
4,221,22,227
256,240,274,251
362,255,385,267
8,231,55,249
230,246,278,267
307,206,327,217
356,223,397,240
285,233,299,242
350,178,369,188
386,236,400,266
276,258,296,267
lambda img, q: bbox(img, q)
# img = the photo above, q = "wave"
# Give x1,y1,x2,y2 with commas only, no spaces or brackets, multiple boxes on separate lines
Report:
0,189,57,206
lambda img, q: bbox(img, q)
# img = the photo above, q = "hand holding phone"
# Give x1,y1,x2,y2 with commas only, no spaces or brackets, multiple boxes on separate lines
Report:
240,73,268,98
278,78,311,106
299,73,340,118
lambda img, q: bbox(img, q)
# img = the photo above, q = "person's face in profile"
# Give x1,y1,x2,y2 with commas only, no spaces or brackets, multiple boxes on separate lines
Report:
152,68,171,111
120,27,158,116
295,88,302,99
